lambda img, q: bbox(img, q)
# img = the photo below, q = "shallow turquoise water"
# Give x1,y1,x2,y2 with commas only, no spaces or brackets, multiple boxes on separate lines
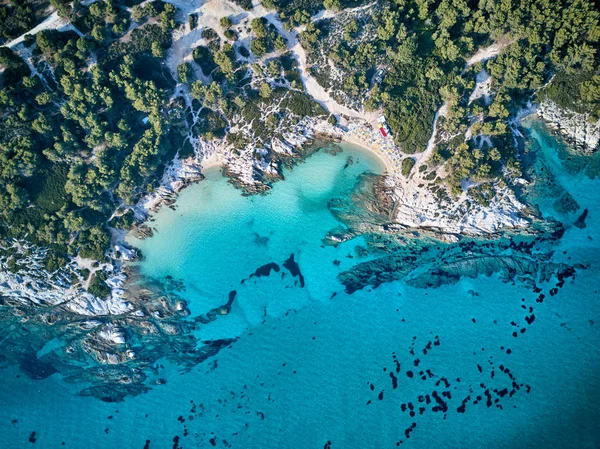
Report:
1,137,600,449
127,144,386,332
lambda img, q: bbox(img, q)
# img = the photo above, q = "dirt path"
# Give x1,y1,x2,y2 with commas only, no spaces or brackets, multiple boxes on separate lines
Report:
165,0,377,122
255,4,377,122
5,1,94,50
464,36,512,70
412,101,448,178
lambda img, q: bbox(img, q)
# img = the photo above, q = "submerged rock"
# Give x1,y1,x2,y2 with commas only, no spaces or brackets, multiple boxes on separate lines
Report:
406,255,538,289
574,209,589,229
20,354,57,380
339,229,574,294
0,240,239,401
329,172,533,241
283,254,305,287
245,262,280,282
79,383,152,403
339,254,416,293
131,225,154,240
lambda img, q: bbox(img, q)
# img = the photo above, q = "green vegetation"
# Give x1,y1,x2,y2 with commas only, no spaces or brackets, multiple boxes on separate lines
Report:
187,34,326,145
0,0,183,267
224,29,238,41
401,157,415,176
323,0,341,10
249,17,286,58
88,270,112,298
296,0,600,194
0,0,74,43
177,62,192,84
539,71,600,119
193,45,218,76
259,82,273,98
0,0,35,43
219,16,233,29
188,13,197,30
232,0,252,10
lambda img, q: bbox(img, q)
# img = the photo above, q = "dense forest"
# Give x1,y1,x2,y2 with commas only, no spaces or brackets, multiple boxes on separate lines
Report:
0,0,183,275
0,0,599,294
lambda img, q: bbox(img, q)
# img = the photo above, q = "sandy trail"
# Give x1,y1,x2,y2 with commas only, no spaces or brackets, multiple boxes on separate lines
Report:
5,12,67,48
464,36,512,70
255,4,378,122
312,1,376,22
416,41,505,177
5,1,94,50
411,101,448,178
165,0,377,123
468,68,492,105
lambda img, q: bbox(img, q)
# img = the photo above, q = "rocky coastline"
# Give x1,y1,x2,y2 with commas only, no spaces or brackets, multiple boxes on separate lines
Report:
537,100,600,155
0,238,241,402
0,105,592,402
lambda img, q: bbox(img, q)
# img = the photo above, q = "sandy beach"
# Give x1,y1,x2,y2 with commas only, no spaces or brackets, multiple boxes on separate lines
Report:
201,151,224,171
342,123,404,176
341,134,395,175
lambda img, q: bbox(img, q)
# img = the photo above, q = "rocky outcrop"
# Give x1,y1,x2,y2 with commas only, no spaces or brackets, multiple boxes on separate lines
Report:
538,100,600,154
135,156,204,217
389,179,531,236
329,173,534,242
0,239,237,401
220,116,343,193
338,229,574,294
406,255,539,289
338,252,417,293
0,241,132,315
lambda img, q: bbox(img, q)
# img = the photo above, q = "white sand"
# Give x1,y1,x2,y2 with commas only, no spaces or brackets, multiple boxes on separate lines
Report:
201,151,224,170
342,135,395,175
468,69,493,105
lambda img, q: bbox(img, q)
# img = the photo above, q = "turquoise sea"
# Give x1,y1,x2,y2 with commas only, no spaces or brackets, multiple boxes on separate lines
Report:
1,128,600,449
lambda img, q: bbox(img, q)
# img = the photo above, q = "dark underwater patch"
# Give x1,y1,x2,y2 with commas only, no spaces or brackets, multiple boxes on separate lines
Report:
574,208,588,229
20,354,57,380
243,262,280,283
369,336,533,446
253,232,270,247
283,254,305,287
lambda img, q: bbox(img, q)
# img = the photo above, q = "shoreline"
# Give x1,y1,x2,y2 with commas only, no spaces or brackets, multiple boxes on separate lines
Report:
340,135,396,176
138,129,394,221
201,151,224,171
127,110,552,250
343,122,405,175
0,117,564,390
125,128,395,249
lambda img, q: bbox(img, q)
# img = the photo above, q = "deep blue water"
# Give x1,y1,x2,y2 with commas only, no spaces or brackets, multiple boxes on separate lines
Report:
1,135,599,449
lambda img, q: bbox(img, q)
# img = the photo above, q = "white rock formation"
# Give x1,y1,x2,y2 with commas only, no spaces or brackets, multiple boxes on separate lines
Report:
469,69,493,105
387,176,530,236
97,323,127,345
0,240,134,317
538,100,600,154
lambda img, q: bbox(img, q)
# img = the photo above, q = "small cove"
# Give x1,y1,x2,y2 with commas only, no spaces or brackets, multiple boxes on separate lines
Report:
1,132,599,448
125,143,386,331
